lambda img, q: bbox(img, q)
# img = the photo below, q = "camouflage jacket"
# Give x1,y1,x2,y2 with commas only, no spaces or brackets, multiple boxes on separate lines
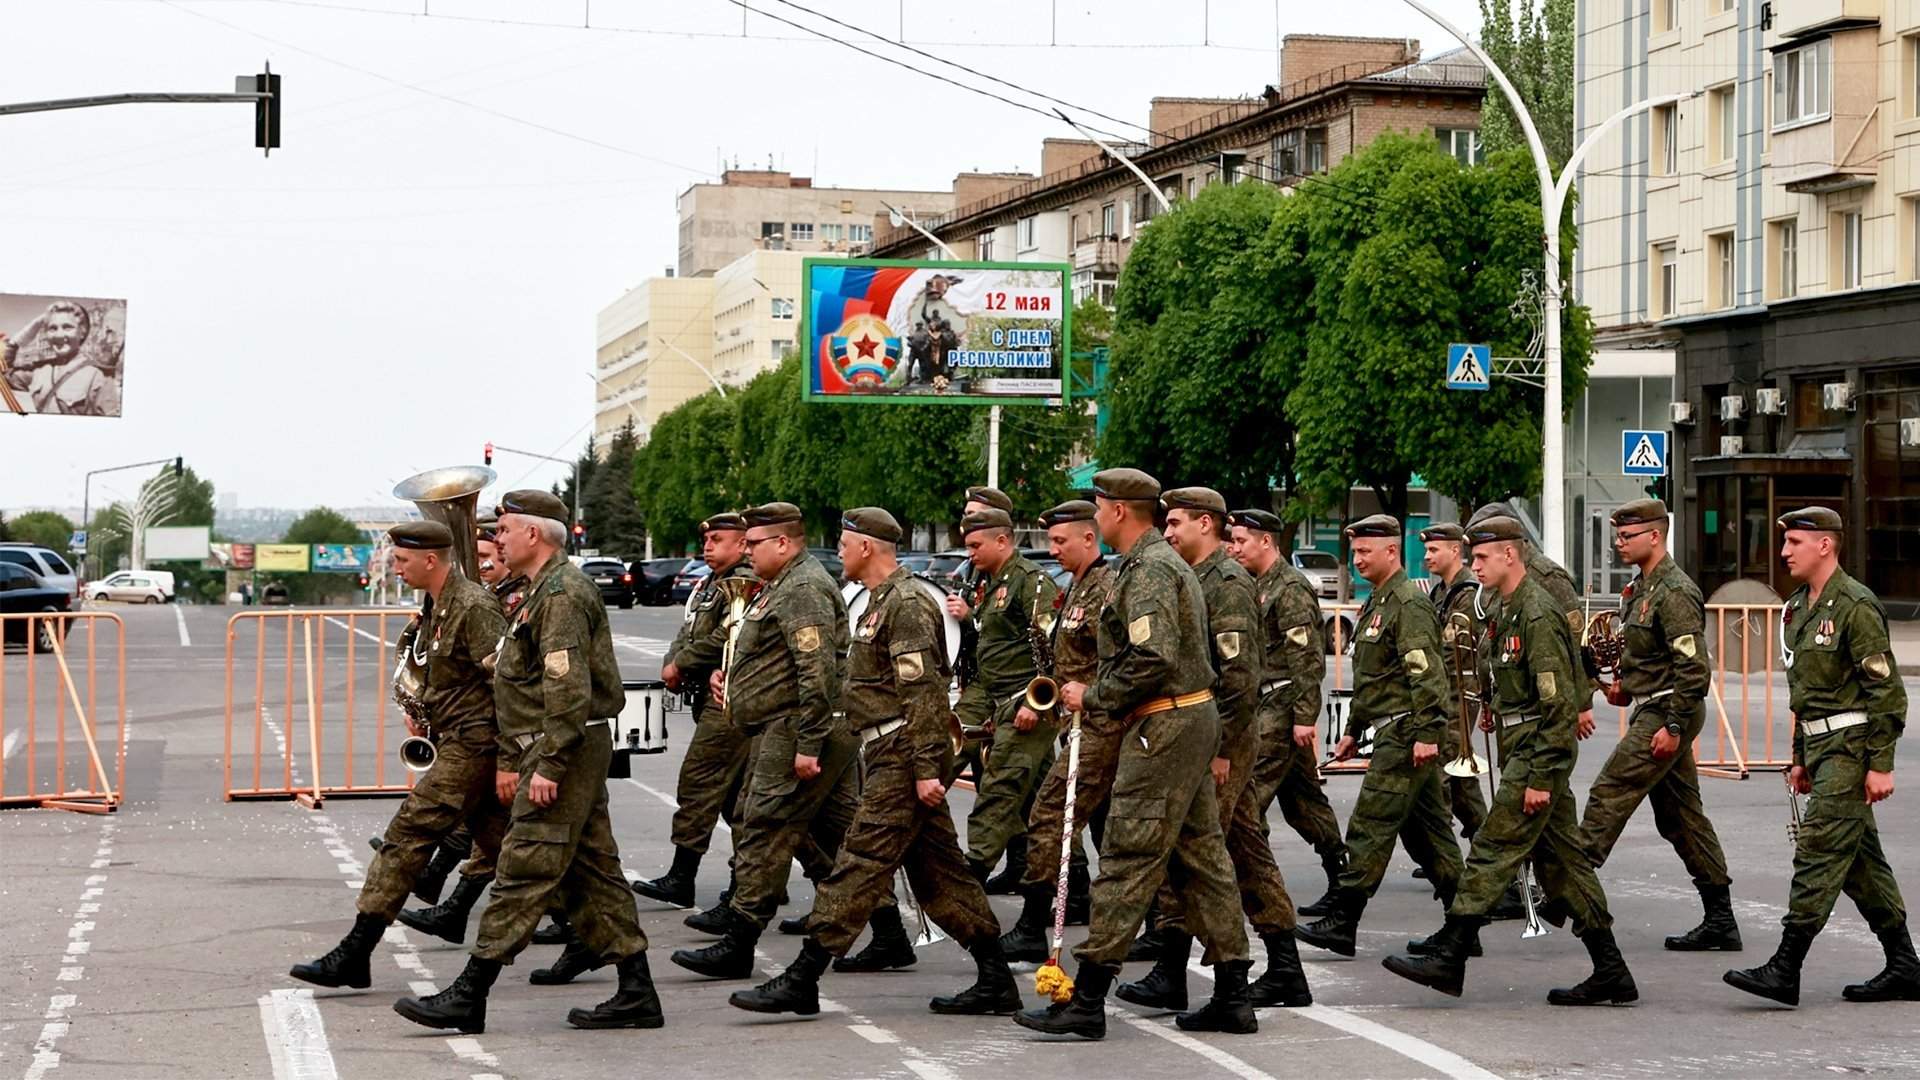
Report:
1255,559,1325,733
1784,568,1907,772
1486,574,1583,791
407,573,505,741
846,566,956,781
668,561,758,684
959,554,1061,722
726,551,849,757
494,552,626,783
491,573,530,616
1431,567,1484,711
1481,549,1594,702
1347,569,1448,745
1053,559,1117,730
1083,530,1213,724
1193,546,1260,749
1616,555,1708,715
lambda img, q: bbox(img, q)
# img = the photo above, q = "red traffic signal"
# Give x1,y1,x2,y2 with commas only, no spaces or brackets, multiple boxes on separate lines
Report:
572,522,585,537
484,441,493,466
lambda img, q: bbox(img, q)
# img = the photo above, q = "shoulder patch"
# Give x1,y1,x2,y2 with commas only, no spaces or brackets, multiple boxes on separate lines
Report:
794,625,822,653
1216,630,1242,660
544,650,570,678
1566,610,1582,633
1286,625,1311,647
1404,648,1430,676
1864,653,1892,681
1128,614,1152,645
1536,670,1557,701
1673,633,1697,659
895,651,925,682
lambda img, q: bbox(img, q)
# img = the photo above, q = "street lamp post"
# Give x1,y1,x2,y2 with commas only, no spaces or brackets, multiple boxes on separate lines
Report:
79,456,182,581
491,445,582,551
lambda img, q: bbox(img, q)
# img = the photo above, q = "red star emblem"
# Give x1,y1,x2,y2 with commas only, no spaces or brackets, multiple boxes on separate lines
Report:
853,334,879,358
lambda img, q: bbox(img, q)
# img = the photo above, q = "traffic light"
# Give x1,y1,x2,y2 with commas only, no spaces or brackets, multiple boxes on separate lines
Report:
173,456,183,477
357,573,370,588
484,442,493,466
572,522,586,539
1644,474,1671,503
251,65,281,153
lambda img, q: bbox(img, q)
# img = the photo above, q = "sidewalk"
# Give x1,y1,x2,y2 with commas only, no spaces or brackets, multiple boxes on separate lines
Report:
1892,619,1920,671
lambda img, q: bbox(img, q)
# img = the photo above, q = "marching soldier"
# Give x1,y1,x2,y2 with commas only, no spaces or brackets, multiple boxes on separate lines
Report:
1384,515,1633,1006
1120,488,1309,1012
291,521,510,990
1725,508,1916,1006
1422,522,1490,843
1297,515,1463,957
949,483,1013,874
1014,469,1255,1042
1578,499,1740,951
1001,500,1119,962
1229,510,1349,918
1467,501,1595,741
476,514,530,614
393,491,660,1033
634,513,758,912
730,509,1020,1018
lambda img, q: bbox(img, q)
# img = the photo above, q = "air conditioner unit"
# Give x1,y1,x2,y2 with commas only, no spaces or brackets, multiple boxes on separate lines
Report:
1902,417,1920,448
1822,381,1856,411
1719,435,1745,456
1754,387,1786,415
1669,401,1695,425
1719,394,1747,421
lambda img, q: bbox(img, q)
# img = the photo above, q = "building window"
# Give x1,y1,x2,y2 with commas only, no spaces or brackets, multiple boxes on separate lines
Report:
788,222,814,242
1907,196,1920,281
770,339,793,360
1101,202,1116,238
1018,215,1037,251
1906,33,1920,119
1835,210,1863,290
977,231,994,261
1653,242,1677,319
1653,104,1678,176
1763,70,1773,149
1436,128,1483,165
819,223,843,244
1652,0,1676,33
1186,176,1197,199
848,223,872,243
1793,376,1850,430
1276,130,1301,177
1305,128,1327,174
1769,218,1799,299
1716,0,1733,10
1774,38,1832,128
1708,84,1736,164
770,298,795,320
1708,231,1735,309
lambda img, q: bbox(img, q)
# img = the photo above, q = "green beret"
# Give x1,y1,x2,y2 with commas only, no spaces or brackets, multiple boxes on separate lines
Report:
1466,515,1528,546
841,507,903,544
1091,467,1160,502
743,502,803,528
1609,499,1669,528
964,485,1014,513
1229,508,1284,533
474,510,499,540
389,520,454,550
1344,513,1402,540
1161,486,1227,516
961,508,1014,535
1419,522,1466,544
700,512,747,535
1466,501,1517,529
1776,506,1843,533
496,489,569,524
1039,500,1098,527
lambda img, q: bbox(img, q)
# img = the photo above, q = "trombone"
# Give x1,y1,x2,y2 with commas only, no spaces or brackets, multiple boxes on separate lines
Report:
1441,614,1489,786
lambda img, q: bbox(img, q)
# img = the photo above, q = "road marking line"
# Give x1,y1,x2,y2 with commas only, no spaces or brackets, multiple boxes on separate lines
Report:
1108,1006,1277,1080
3,728,20,761
902,1058,963,1080
258,988,341,1080
323,616,386,645
848,1023,898,1044
174,605,191,646
24,821,117,1080
612,634,672,657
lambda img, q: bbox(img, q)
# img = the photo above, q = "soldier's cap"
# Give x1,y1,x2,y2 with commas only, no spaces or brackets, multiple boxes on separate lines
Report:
743,502,804,528
1466,515,1528,546
496,489,569,524
960,508,1014,536
389,520,454,550
1419,522,1467,544
700,512,748,535
1609,499,1669,528
841,507,903,544
1160,486,1228,517
964,485,1014,513
1344,513,1402,540
1039,499,1098,527
1228,508,1284,533
1090,467,1160,502
1776,506,1844,533
474,510,499,541
1466,501,1517,529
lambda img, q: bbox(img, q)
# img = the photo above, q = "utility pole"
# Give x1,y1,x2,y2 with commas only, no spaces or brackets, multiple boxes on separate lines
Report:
492,445,583,552
80,456,183,581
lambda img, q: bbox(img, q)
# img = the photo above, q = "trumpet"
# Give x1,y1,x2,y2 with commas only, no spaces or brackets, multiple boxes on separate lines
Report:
1519,862,1551,939
1442,615,1489,781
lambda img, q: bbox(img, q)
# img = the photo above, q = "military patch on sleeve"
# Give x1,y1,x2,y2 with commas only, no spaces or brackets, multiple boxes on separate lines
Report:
794,625,822,653
1537,670,1558,701
1404,648,1430,676
1286,625,1311,647
544,650,570,678
1864,653,1892,681
1673,633,1698,659
895,651,925,682
1128,614,1152,645
1215,630,1242,660
1566,611,1583,633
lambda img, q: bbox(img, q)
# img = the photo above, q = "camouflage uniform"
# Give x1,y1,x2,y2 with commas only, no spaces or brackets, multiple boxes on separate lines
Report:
1074,530,1249,970
961,552,1062,870
1250,561,1346,870
473,553,648,967
1431,566,1490,839
450,571,530,883
1022,560,1121,888
664,561,761,854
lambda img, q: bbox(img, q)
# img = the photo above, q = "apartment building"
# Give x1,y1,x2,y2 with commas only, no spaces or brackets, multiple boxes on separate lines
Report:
676,169,957,277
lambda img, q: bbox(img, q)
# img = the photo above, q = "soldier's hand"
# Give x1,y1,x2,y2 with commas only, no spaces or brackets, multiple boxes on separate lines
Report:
793,753,822,781
1014,706,1039,732
1478,709,1496,733
1059,681,1087,712
1292,724,1317,748
1332,735,1357,763
662,662,682,691
1866,769,1895,804
495,770,519,805
916,778,948,807
944,593,971,619
1603,680,1630,708
1788,765,1811,794
1649,726,1680,761
1412,740,1439,767
709,670,726,708
529,772,559,808
404,716,424,739
1522,786,1551,815
1576,710,1596,741
1210,756,1230,786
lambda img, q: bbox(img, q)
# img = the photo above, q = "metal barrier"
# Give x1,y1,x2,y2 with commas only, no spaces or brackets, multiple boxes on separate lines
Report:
224,608,416,808
0,612,127,813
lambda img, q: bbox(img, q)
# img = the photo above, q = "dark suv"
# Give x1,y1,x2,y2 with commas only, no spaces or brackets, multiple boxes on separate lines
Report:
581,558,634,608
629,557,688,606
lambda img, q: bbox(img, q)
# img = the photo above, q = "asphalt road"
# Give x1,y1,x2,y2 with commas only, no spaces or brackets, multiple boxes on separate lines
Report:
3,602,1919,1080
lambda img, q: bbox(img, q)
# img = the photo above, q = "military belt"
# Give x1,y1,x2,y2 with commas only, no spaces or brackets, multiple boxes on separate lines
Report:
1497,712,1541,729
1642,688,1675,702
1259,679,1293,696
1125,689,1214,725
1800,711,1868,738
510,718,609,753
858,717,908,746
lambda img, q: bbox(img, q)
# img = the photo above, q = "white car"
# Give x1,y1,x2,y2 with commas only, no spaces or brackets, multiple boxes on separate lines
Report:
0,544,79,603
88,570,174,604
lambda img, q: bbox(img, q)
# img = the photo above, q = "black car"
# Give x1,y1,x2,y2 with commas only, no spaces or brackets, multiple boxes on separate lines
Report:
807,547,844,582
669,560,709,605
581,558,634,608
629,557,688,606
0,562,72,650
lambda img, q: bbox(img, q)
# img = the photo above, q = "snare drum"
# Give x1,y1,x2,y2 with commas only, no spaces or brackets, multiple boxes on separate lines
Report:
621,679,672,755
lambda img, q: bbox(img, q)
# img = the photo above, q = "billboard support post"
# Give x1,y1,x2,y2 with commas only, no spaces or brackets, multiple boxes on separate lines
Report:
988,406,1002,489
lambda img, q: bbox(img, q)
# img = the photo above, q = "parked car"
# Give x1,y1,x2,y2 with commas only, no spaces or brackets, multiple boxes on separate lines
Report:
0,543,79,604
87,570,174,604
261,582,291,606
897,552,934,575
670,560,710,605
1291,549,1348,600
630,557,688,606
925,550,969,587
581,558,634,608
807,547,844,582
0,563,72,649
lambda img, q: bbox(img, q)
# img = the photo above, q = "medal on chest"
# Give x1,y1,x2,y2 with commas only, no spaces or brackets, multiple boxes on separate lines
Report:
1364,613,1382,639
1638,598,1651,621
1816,617,1834,646
1501,633,1519,664
859,609,882,640
991,585,1008,611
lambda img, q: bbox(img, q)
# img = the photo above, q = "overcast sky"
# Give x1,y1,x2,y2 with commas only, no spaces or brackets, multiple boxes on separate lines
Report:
0,0,1480,517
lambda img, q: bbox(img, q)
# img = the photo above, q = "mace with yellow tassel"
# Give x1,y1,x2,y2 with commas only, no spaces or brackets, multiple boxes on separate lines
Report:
1034,710,1083,1003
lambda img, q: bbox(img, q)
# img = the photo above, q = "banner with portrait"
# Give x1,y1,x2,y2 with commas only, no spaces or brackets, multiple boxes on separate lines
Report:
0,293,127,417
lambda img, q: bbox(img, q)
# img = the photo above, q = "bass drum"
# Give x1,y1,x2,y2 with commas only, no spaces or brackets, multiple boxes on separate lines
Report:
842,574,963,670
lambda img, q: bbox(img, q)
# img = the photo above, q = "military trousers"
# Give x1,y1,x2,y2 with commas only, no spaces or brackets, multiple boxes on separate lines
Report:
809,727,1000,956
473,728,649,965
965,694,1057,867
1447,775,1489,840
1450,764,1612,934
1784,724,1907,937
1158,728,1297,935
357,730,507,921
1074,701,1250,969
1252,714,1348,863
1578,701,1730,888
1335,728,1463,898
1022,714,1123,889
669,705,754,856
727,717,863,929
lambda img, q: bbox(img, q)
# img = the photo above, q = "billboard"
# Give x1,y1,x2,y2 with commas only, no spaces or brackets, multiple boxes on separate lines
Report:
311,544,373,573
802,258,1071,405
210,543,255,570
145,526,211,562
255,544,310,572
0,293,127,417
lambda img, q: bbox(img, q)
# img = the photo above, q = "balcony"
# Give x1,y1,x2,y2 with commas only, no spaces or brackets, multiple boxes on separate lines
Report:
1073,237,1122,274
1765,0,1878,43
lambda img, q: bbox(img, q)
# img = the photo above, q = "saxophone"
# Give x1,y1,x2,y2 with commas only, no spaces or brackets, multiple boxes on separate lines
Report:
718,581,752,719
1023,573,1060,715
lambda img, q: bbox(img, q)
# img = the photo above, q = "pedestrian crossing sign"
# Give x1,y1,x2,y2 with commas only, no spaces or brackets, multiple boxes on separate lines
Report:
1622,430,1668,476
1445,343,1490,391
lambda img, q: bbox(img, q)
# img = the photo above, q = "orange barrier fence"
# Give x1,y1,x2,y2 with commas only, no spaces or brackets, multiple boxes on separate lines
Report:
224,608,417,808
0,612,127,813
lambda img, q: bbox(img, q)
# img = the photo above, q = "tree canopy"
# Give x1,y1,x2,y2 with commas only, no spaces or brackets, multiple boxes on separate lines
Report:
7,510,74,553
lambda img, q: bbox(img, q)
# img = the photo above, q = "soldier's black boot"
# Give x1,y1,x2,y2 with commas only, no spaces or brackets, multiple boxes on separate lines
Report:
1125,902,1164,962
1666,883,1743,952
1116,930,1191,1010
1175,959,1258,1034
999,885,1053,964
532,914,574,946
397,874,492,945
531,940,610,985
930,936,1023,1014
1406,920,1483,958
834,905,917,973
1843,924,1920,1003
1065,857,1091,926
969,859,993,886
632,846,701,908
777,914,810,936
1381,915,1478,997
729,939,830,1016
290,912,385,989
985,834,1028,895
1724,926,1815,1007
567,952,666,1029
1013,961,1113,1040
367,836,386,854
1297,854,1345,918
1486,880,1527,921
1247,930,1313,1007
684,879,735,935
671,909,761,979
1549,927,1639,1006
1296,888,1365,957
393,956,499,1033
411,842,464,906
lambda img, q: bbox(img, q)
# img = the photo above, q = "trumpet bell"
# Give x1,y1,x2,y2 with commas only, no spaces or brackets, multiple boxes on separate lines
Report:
1024,675,1059,714
1442,753,1489,779
399,736,437,773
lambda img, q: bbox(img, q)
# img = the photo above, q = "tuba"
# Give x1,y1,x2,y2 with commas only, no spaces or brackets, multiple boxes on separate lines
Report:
388,464,496,773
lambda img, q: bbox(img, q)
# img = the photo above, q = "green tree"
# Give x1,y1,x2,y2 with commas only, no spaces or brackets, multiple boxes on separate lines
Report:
7,510,74,553
635,390,743,553
587,419,647,556
1477,0,1575,169
0,509,9,541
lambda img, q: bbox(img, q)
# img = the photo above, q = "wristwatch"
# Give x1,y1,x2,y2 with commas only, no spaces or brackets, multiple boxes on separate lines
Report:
1663,720,1684,738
